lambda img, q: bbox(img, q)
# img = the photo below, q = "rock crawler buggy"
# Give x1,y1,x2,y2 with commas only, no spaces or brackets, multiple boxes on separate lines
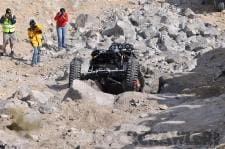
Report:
69,43,144,93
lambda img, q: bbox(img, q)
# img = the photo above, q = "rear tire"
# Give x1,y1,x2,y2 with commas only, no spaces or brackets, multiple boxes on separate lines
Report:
69,58,81,88
124,57,142,92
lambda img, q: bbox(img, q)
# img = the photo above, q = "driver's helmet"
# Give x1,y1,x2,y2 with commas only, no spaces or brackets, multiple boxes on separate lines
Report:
109,43,119,52
124,43,133,50
118,44,123,50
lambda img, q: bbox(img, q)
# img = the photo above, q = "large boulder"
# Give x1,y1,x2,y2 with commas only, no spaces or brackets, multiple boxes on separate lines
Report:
183,8,195,19
12,84,31,101
158,31,181,51
66,80,114,106
102,20,136,42
129,10,146,26
30,90,50,104
185,35,215,52
114,92,149,110
143,77,160,94
84,30,102,49
167,25,179,39
184,20,205,37
200,23,220,38
140,25,159,39
75,14,100,30
176,31,188,43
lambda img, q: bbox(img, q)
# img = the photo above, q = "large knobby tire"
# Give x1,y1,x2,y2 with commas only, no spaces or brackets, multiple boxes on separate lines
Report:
218,1,225,11
124,58,141,92
69,59,81,88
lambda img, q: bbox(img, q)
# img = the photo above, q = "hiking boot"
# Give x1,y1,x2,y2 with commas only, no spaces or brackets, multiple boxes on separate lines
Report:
10,51,14,57
37,63,44,67
0,50,6,56
31,64,38,67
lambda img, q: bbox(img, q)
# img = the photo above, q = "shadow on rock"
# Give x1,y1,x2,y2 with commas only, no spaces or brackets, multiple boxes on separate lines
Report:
121,130,220,148
165,0,216,14
118,48,225,148
63,88,82,101
47,84,68,91
160,48,225,98
120,94,225,148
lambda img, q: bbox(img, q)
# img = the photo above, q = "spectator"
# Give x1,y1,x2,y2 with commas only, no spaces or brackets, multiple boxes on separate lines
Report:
54,8,68,49
0,8,16,57
28,19,44,67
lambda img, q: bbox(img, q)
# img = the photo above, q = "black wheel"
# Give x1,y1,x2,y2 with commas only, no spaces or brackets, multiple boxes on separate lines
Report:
124,57,142,92
218,1,225,11
69,58,81,88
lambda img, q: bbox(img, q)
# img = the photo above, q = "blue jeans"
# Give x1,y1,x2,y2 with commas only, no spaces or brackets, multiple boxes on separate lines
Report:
32,46,41,65
56,26,66,48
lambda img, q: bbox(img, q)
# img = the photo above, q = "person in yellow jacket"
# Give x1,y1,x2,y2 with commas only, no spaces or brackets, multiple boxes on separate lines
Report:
0,8,16,57
28,19,44,66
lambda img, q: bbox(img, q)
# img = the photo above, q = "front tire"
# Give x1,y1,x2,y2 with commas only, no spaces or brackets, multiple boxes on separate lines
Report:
69,58,81,88
124,58,142,92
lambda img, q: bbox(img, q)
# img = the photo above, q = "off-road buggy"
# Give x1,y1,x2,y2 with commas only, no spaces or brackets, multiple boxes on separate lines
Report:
214,0,225,11
69,43,144,93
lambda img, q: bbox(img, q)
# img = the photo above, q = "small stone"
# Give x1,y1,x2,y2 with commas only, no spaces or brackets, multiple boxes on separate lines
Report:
23,74,30,77
29,134,39,142
112,109,120,113
15,61,20,65
139,113,149,118
159,104,168,110
26,101,36,108
0,114,10,119
38,103,56,114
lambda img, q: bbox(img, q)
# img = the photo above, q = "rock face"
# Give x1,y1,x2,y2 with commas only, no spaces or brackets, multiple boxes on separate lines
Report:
68,80,115,106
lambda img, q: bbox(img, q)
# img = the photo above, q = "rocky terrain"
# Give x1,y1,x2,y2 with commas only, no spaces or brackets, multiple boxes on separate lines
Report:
1,0,225,148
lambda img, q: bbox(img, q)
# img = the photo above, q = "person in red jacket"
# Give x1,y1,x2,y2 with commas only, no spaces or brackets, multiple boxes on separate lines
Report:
54,8,68,49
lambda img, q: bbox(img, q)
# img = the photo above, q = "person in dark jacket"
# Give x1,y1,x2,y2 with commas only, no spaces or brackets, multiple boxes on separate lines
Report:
54,8,68,49
0,8,16,57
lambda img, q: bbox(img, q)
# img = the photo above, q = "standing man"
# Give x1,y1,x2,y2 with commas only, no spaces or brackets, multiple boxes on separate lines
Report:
0,8,16,57
54,8,68,49
28,19,44,67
